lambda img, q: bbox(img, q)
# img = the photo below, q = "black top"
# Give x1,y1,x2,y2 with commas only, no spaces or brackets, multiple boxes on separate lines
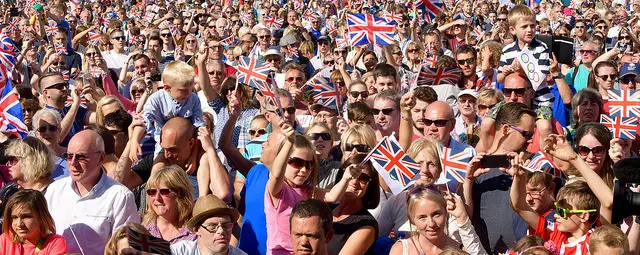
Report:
327,208,378,255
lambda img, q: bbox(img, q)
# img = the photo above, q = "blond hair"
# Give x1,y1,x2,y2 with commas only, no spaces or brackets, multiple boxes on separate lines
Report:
104,223,151,255
508,5,536,27
340,124,376,152
5,137,54,182
406,138,442,178
590,225,629,255
142,165,194,227
162,61,196,88
556,181,600,224
96,96,125,126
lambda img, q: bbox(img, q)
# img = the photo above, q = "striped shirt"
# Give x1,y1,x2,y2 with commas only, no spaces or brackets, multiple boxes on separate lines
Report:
499,39,554,108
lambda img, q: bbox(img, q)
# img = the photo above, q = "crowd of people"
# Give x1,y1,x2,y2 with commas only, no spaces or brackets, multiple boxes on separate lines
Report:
0,0,639,254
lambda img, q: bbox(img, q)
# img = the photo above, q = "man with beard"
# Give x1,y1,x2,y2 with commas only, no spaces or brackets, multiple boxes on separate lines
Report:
455,45,481,90
464,102,536,254
409,86,437,140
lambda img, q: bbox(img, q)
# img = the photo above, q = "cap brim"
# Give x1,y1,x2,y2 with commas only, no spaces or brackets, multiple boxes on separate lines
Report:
187,208,240,232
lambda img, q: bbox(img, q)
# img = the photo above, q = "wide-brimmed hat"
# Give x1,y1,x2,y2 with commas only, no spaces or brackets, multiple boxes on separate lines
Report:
187,195,239,232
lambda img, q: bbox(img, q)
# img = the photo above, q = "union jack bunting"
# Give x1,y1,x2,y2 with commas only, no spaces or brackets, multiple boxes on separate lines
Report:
600,115,638,139
382,10,403,24
236,56,270,89
6,18,19,33
347,14,396,46
127,227,171,255
558,14,572,24
45,20,58,37
0,79,28,139
88,30,103,46
54,42,67,55
607,90,640,118
256,73,281,109
417,66,462,86
309,73,342,110
264,16,284,30
415,0,443,22
438,144,472,183
364,135,421,194
527,151,565,179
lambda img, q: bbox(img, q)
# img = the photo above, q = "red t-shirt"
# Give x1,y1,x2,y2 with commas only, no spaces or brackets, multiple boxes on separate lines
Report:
526,118,565,154
0,232,68,255
535,216,593,255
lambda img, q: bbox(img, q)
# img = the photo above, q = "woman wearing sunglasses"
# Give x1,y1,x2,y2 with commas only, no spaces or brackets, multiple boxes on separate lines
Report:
32,109,69,180
587,61,618,100
328,154,380,255
573,123,614,188
389,184,482,255
142,166,197,244
182,33,200,66
304,123,341,189
265,122,360,255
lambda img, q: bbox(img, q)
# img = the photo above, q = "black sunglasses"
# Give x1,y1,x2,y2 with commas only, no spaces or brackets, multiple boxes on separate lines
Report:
284,107,296,114
112,36,126,41
350,91,369,98
423,119,450,127
597,74,617,81
146,188,174,196
510,125,534,140
457,58,475,65
249,128,266,136
621,75,636,84
308,132,331,141
503,87,527,97
344,143,372,153
37,124,58,133
45,82,68,90
477,104,496,110
288,157,313,169
372,108,394,115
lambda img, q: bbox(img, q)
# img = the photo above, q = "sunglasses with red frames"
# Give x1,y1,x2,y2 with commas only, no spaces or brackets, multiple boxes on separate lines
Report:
288,157,314,169
146,188,174,196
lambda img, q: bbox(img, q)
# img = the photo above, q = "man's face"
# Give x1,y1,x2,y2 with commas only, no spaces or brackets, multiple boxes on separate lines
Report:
423,106,454,144
287,11,298,25
456,52,477,76
216,20,228,37
457,95,476,116
510,18,536,44
291,216,331,255
503,114,535,152
285,69,305,91
396,21,409,34
161,130,193,165
197,216,233,254
488,13,497,22
497,14,508,23
160,30,172,44
207,62,226,87
373,98,400,134
41,75,68,105
423,35,441,56
267,96,296,127
258,31,271,47
148,40,162,54
207,40,224,60
580,43,598,64
318,40,330,54
240,34,254,51
133,58,150,77
411,99,429,132
106,124,127,158
375,76,396,92
53,32,66,47
111,31,126,50
67,134,104,184
575,22,586,37
503,76,534,105
315,109,337,131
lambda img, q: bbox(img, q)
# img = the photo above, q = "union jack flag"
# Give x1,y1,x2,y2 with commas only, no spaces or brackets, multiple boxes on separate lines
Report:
472,26,484,39
325,23,337,35
95,15,110,29
23,0,36,13
168,23,181,37
303,9,317,22
286,46,299,58
88,30,103,46
417,66,461,86
0,79,28,139
129,35,141,46
0,33,17,71
221,35,237,47
423,54,437,68
607,90,640,118
415,0,443,22
382,10,403,24
239,13,252,24
127,227,171,255
90,66,103,78
347,14,396,46
558,14,572,24
438,144,472,183
6,18,20,33
264,16,284,30
364,135,421,194
45,20,58,37
600,115,638,139
527,151,565,179
309,73,342,110
236,56,270,89
54,42,67,55
335,36,349,48
256,73,281,109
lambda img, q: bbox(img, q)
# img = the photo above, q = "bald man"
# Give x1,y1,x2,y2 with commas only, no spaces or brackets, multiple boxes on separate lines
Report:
152,117,231,200
45,130,140,255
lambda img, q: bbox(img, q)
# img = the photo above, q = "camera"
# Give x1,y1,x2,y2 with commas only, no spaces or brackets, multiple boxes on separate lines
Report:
611,158,640,224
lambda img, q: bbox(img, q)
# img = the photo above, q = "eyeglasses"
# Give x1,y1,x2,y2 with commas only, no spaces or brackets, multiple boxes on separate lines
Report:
372,108,394,115
457,58,475,65
316,112,336,120
622,75,637,84
398,23,408,28
131,88,146,94
407,49,418,53
334,80,345,87
333,50,346,55
509,125,534,140
477,104,495,110
577,145,606,157
392,51,402,55
579,50,597,55
619,36,631,40
575,26,585,29
160,33,171,37
284,107,296,114
249,128,266,136
146,188,174,196
344,143,372,153
318,41,329,46
266,58,279,63
597,74,617,81
112,36,126,41
357,173,371,183
309,132,331,141
86,52,99,57
288,157,313,169
62,152,100,162
350,91,369,98
5,156,19,167
208,70,225,76
45,82,68,90
286,76,304,83
497,18,507,22
503,87,527,97
187,40,197,43
259,35,270,39
324,60,335,65
37,124,58,133
555,203,596,219
200,222,234,233
423,118,450,127
526,187,547,199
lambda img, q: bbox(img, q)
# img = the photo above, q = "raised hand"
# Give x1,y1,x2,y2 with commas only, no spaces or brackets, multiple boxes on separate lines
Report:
445,191,468,223
198,126,214,152
342,164,363,182
280,121,295,141
543,134,578,162
466,152,491,179
196,46,209,66
400,90,416,113
609,138,632,163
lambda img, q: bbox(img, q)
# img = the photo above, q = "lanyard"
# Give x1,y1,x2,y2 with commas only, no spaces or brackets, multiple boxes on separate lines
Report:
32,238,45,255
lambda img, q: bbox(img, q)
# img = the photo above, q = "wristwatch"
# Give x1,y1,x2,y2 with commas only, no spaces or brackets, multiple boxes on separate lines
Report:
553,73,565,80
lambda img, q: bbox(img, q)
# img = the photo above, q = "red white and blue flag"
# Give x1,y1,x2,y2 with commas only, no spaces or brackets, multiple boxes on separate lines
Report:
88,30,103,46
364,135,421,194
168,23,181,37
236,56,270,89
6,18,20,33
90,66,104,78
221,35,237,47
382,10,403,24
0,79,28,139
438,144,472,183
423,54,438,68
607,90,640,118
264,16,284,30
325,23,337,35
417,66,462,86
127,227,171,255
239,13,252,24
0,32,18,71
45,20,59,37
347,14,396,46
256,74,281,109
600,115,638,139
526,151,565,179
309,73,342,110
415,0,443,22
558,14,572,25
335,36,349,48
286,46,299,58
54,42,67,55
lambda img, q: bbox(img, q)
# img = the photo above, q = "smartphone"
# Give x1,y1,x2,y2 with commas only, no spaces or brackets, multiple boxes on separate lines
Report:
480,155,511,169
150,72,162,82
10,8,19,17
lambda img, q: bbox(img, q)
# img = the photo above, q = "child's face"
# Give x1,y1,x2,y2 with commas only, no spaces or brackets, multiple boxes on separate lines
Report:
166,82,193,103
510,18,537,44
526,181,553,213
11,205,42,240
284,148,314,187
554,200,586,233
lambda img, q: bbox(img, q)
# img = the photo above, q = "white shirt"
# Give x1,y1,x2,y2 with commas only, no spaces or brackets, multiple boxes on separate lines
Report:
102,49,129,74
170,240,248,255
45,172,141,255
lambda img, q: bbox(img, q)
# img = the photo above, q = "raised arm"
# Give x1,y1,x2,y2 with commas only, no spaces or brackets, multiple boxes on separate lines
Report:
72,25,96,50
398,91,415,151
58,88,82,141
508,152,542,229
198,127,232,202
219,94,256,176
113,118,146,189
550,54,573,105
267,122,296,202
196,47,218,101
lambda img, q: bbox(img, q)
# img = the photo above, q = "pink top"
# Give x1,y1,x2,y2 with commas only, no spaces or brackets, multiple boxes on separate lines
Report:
264,184,309,255
102,75,138,115
0,232,68,255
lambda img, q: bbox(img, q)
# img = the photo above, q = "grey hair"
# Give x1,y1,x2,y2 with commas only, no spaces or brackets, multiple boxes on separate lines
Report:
32,109,62,130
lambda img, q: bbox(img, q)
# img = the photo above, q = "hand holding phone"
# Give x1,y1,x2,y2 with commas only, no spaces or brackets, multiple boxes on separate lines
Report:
480,154,511,169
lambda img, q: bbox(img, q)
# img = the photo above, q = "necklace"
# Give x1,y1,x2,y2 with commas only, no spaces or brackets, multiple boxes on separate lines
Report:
410,235,426,255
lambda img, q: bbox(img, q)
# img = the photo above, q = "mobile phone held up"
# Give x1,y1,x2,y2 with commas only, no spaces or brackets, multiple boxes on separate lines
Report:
480,155,511,169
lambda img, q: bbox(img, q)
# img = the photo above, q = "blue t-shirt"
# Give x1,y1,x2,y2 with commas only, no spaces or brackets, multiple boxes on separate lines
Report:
52,157,69,180
238,164,270,255
45,104,88,147
550,84,575,127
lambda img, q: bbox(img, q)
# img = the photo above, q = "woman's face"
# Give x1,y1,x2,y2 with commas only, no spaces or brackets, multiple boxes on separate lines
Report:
577,99,601,123
35,114,60,146
578,133,606,174
131,83,145,103
413,148,441,185
595,66,617,90
348,84,369,103
307,126,332,157
411,198,447,241
249,118,268,141
102,102,122,118
149,182,178,218
343,165,372,199
7,155,24,181
364,76,377,95
11,205,41,240
186,36,197,50
284,148,315,186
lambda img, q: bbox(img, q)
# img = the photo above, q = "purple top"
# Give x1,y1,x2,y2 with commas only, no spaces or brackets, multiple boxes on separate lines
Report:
146,221,197,245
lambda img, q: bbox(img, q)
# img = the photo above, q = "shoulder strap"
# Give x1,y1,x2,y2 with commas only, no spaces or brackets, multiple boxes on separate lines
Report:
572,65,580,86
400,239,409,255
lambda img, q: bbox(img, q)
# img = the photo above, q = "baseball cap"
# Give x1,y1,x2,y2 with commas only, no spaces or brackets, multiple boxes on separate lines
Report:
458,89,478,99
317,35,331,42
620,63,640,77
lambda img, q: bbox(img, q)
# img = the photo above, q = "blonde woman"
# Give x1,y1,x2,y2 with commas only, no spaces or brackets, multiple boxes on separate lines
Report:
95,96,126,126
182,34,199,66
404,41,425,73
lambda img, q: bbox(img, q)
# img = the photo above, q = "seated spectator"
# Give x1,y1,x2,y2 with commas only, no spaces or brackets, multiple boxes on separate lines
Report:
104,223,153,255
290,199,335,255
31,109,68,179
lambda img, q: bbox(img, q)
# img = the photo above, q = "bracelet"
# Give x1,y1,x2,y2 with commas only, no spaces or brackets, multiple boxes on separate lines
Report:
401,113,411,121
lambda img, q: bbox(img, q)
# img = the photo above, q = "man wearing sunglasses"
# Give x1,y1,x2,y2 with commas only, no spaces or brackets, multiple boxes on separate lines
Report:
102,29,129,75
467,102,536,254
618,63,640,90
373,90,401,139
455,45,480,89
423,100,476,157
45,130,140,255
566,41,599,91
310,36,332,70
